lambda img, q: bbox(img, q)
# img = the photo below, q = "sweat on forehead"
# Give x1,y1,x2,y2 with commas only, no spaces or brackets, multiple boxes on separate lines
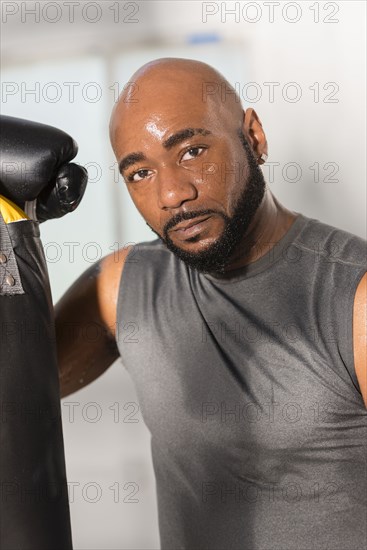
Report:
109,57,243,143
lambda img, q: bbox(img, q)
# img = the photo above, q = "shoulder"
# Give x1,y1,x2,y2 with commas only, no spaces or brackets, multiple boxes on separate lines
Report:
353,271,367,408
295,215,367,267
98,238,165,337
97,245,134,338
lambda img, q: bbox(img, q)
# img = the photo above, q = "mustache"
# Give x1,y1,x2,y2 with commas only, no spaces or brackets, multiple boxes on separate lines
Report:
164,209,221,233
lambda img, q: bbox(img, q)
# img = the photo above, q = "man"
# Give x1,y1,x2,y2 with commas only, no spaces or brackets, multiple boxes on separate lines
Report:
56,59,367,549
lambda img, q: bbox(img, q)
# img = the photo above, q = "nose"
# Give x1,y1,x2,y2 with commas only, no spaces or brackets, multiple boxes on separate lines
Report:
157,166,198,210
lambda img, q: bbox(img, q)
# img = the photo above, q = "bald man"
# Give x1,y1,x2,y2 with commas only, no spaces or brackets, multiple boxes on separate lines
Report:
57,59,367,550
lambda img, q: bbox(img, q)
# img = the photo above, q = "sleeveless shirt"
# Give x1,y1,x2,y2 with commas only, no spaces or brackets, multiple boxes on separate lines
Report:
115,213,367,550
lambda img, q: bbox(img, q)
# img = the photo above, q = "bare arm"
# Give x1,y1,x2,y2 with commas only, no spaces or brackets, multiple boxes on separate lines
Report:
353,271,367,408
55,246,132,398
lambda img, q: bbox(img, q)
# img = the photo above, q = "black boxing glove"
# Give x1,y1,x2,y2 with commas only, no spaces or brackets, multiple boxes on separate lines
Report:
0,115,88,222
33,162,88,223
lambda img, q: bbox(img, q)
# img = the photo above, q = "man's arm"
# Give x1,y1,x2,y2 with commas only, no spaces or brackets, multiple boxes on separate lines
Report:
353,272,367,408
55,246,133,398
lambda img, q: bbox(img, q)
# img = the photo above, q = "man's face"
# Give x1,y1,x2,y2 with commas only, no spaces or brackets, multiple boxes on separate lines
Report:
112,91,266,274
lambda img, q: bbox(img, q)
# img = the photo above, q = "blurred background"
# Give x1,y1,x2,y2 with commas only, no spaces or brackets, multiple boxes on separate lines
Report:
1,1,366,548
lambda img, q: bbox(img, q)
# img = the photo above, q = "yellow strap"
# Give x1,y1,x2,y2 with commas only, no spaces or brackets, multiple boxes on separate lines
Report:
0,195,29,224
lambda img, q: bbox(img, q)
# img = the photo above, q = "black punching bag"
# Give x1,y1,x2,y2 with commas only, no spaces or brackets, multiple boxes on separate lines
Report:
0,212,73,549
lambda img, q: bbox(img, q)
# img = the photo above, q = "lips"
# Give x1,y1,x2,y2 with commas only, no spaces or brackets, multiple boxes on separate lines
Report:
170,215,212,241
172,215,211,232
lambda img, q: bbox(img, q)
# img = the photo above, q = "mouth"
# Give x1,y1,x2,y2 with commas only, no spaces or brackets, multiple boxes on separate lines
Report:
171,215,212,240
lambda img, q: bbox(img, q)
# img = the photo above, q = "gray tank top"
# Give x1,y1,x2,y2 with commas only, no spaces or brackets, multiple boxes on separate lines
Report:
116,213,367,550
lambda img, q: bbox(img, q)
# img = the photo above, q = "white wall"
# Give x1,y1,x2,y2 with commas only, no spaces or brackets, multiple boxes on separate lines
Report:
1,2,365,548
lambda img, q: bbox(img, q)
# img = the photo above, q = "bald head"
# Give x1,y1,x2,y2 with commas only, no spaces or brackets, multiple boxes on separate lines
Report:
107,58,269,274
109,58,244,150
121,57,240,105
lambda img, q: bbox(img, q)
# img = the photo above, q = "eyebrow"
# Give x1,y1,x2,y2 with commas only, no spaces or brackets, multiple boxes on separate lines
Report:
119,152,146,174
163,127,212,150
118,128,212,174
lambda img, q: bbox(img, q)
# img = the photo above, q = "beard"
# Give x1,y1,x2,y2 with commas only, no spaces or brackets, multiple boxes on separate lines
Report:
146,130,266,274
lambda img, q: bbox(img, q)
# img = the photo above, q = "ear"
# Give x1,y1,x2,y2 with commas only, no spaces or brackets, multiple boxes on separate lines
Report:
242,108,268,164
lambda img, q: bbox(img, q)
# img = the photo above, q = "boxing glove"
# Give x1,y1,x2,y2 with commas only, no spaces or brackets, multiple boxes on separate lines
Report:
0,115,88,222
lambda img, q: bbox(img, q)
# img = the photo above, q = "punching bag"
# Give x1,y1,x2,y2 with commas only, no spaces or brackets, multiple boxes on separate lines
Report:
0,207,73,549
0,115,87,549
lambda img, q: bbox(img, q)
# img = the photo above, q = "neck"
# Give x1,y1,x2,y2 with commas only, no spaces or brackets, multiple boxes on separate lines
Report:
223,188,297,272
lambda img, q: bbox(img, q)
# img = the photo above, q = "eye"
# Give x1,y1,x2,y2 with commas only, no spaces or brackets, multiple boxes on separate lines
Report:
181,146,205,161
127,169,153,183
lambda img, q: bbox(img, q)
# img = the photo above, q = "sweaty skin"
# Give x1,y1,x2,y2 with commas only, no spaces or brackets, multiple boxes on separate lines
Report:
56,58,367,407
109,58,293,271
